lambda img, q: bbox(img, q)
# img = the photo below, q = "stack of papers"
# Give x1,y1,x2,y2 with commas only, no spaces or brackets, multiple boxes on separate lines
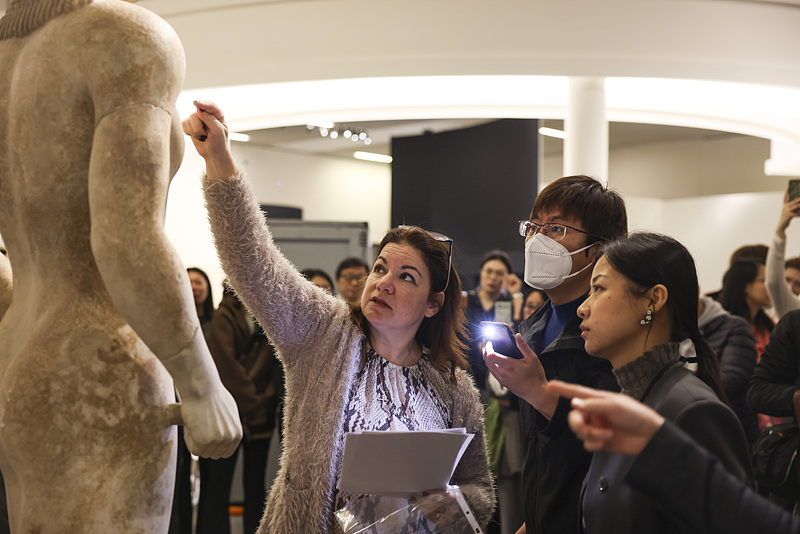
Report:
337,428,474,496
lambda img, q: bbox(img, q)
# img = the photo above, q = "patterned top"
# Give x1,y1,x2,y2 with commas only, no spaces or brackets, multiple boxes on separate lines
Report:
336,346,455,531
342,346,452,433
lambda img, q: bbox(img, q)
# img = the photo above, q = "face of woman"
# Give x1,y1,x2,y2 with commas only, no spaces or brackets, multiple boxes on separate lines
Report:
361,243,442,334
576,256,650,367
188,271,209,306
480,259,509,296
523,291,546,319
745,264,771,309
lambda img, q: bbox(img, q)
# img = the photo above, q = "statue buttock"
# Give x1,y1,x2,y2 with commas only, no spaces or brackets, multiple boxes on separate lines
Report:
0,1,242,532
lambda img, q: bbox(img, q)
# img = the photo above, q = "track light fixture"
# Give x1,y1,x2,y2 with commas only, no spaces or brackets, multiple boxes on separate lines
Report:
306,122,372,145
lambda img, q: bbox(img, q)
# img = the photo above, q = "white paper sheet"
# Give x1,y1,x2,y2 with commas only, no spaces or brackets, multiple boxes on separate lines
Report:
337,429,474,496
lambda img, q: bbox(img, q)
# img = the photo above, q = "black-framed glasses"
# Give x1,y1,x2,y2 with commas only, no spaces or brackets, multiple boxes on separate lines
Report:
518,220,594,242
398,225,453,292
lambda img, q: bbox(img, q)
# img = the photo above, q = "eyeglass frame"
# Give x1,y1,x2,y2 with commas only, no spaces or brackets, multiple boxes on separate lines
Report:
518,220,604,242
397,225,453,292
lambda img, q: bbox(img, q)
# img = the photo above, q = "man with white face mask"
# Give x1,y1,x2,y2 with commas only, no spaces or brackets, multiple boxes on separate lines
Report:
484,175,628,534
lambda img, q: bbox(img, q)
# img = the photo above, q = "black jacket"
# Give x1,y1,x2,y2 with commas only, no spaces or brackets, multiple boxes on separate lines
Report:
581,347,752,534
698,296,759,443
518,298,619,534
748,309,800,417
628,420,799,534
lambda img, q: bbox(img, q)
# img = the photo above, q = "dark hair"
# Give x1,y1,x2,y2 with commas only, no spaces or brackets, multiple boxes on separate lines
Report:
524,288,548,305
729,244,768,264
187,267,214,320
720,259,774,333
350,227,469,378
300,268,336,295
602,232,727,403
785,257,800,272
530,175,628,250
480,250,513,274
336,257,369,280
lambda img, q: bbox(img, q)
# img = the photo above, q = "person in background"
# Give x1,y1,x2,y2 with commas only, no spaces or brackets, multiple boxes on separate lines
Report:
697,293,759,444
706,244,769,302
188,267,215,335
183,101,494,533
196,282,278,534
573,232,751,533
720,258,775,432
766,192,800,318
484,175,627,534
549,380,800,534
521,289,547,321
300,268,336,296
462,251,524,534
169,267,218,534
335,257,369,305
463,250,523,390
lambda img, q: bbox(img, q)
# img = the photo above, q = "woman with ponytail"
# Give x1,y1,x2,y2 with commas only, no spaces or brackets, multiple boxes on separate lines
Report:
573,232,752,533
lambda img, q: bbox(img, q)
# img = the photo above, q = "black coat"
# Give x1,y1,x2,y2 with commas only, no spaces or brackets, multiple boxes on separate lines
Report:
700,303,759,443
518,299,619,534
628,420,799,534
581,354,753,534
748,309,800,417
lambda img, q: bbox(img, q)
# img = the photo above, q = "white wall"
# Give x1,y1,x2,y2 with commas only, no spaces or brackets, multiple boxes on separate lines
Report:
165,134,800,303
232,144,391,245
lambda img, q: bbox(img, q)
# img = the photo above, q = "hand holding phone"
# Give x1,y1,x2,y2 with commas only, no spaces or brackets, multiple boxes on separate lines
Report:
481,321,524,359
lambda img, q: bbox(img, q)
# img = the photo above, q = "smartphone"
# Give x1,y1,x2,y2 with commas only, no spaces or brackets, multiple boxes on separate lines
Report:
481,321,523,359
789,179,800,202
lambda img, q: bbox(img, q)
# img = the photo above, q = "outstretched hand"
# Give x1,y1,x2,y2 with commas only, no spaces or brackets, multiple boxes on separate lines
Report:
483,333,557,419
548,380,664,456
182,100,238,182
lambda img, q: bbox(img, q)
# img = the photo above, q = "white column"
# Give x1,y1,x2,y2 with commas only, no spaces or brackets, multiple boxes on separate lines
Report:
564,77,608,185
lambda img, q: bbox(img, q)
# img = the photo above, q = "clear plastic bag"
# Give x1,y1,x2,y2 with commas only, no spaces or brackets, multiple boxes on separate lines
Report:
334,485,483,534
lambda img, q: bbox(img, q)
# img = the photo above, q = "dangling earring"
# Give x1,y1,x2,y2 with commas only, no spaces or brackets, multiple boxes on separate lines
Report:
640,308,653,326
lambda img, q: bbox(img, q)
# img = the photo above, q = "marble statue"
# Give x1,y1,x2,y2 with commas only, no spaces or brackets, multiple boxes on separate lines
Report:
0,1,242,532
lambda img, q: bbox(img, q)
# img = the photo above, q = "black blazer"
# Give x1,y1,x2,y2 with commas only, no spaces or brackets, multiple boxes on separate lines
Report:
518,299,619,534
581,363,753,534
628,420,799,534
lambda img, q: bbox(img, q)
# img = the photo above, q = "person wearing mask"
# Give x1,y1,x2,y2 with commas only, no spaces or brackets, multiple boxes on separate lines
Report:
484,175,627,534
335,257,369,305
183,101,494,533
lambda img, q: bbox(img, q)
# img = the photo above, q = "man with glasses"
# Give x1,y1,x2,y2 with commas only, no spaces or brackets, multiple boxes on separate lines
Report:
484,175,628,534
336,257,369,305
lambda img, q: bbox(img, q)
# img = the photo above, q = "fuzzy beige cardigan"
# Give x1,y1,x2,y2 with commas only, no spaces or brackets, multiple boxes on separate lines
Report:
204,174,495,533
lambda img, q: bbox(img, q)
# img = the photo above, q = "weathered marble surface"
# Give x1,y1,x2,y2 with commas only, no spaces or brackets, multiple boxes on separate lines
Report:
0,1,242,532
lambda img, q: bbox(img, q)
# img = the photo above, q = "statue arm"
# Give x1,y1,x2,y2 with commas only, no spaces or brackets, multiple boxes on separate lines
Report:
85,5,241,458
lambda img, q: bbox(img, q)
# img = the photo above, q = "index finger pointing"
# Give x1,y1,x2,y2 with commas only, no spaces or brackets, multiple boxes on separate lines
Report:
548,380,611,401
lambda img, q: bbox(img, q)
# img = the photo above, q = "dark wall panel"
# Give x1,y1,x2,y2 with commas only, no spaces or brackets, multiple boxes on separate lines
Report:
391,119,539,289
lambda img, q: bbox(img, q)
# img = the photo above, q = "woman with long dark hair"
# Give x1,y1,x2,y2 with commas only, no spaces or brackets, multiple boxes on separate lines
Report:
183,101,494,533
720,258,774,351
575,232,752,533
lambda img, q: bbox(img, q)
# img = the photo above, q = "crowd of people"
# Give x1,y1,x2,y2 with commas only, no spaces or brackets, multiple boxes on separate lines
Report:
174,100,800,534
3,76,800,534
